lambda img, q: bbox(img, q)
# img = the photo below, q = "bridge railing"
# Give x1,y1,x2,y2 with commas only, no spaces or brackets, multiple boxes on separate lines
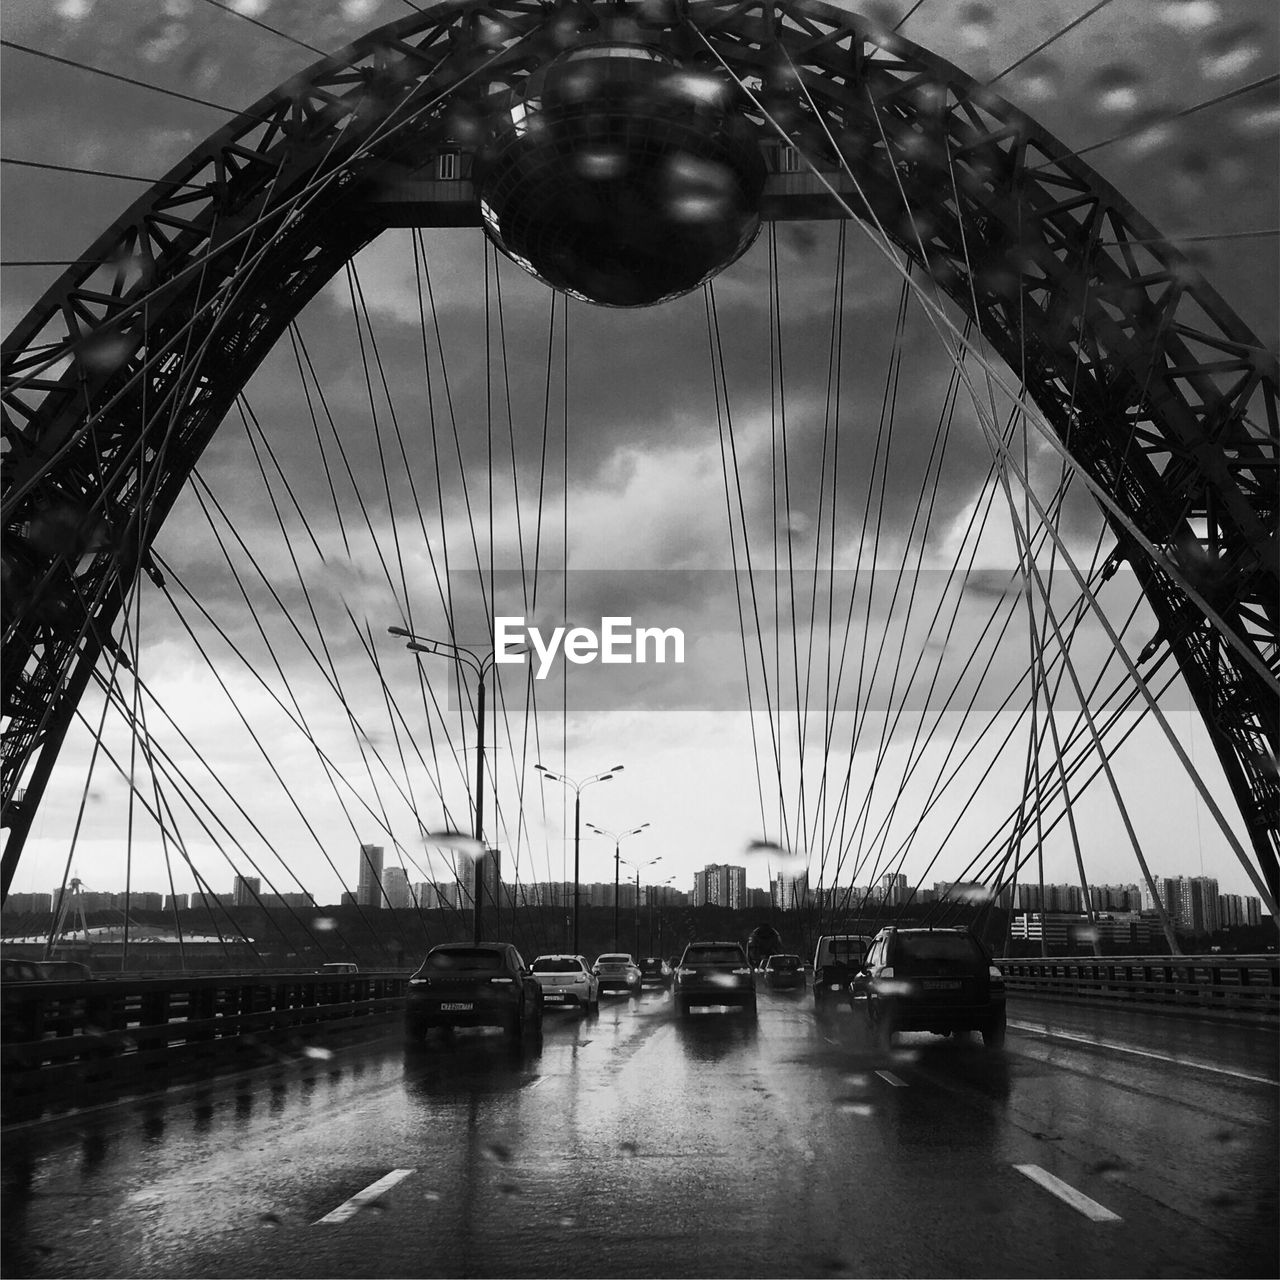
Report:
997,954,1278,1014
1,970,409,1116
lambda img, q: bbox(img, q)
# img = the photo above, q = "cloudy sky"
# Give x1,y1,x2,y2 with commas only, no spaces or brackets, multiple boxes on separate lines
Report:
3,0,1277,916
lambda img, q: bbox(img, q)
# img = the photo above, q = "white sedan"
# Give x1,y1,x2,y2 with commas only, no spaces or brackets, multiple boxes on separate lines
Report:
530,954,600,1013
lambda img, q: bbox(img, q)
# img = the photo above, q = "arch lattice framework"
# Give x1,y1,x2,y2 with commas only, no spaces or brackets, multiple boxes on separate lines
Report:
2,0,1277,902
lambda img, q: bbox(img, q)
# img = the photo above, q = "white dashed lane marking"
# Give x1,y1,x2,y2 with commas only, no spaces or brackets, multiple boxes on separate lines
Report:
1008,1021,1280,1087
1014,1164,1121,1222
315,1169,415,1225
875,1070,908,1087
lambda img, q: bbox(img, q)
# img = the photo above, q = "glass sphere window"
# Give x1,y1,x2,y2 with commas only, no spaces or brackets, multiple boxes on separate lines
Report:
474,43,766,307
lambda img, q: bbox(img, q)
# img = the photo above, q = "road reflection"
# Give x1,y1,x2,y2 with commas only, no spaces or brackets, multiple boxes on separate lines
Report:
672,1008,759,1061
402,1029,542,1100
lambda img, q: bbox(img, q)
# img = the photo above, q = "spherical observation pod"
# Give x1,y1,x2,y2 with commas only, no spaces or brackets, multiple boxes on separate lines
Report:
0,0,1276,908
475,43,766,306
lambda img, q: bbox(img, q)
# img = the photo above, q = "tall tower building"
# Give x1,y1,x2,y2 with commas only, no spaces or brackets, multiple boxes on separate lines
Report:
232,875,261,907
772,871,808,911
382,865,413,909
357,843,385,908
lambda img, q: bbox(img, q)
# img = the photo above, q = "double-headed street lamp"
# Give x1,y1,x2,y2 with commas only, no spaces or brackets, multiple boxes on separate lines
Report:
585,822,649,951
621,854,662,961
389,626,516,944
534,763,623,955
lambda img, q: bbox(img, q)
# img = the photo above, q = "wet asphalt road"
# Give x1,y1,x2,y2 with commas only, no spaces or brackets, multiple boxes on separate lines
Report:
2,988,1276,1279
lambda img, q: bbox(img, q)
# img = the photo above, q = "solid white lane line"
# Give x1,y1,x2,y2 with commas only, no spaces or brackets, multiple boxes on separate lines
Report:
875,1070,908,1087
1008,1021,1280,1087
315,1169,414,1225
1014,1164,1121,1222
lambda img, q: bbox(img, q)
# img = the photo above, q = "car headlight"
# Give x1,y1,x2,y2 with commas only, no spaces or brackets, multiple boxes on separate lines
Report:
409,978,428,985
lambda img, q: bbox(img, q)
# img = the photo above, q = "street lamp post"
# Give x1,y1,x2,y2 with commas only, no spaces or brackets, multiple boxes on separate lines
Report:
621,855,662,960
585,822,649,951
390,626,514,944
650,876,675,954
535,763,624,954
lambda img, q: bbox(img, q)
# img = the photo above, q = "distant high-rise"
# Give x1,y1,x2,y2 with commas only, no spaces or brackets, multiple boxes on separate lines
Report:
772,871,808,911
357,844,385,908
878,872,908,907
693,864,747,909
382,865,413,910
232,875,261,907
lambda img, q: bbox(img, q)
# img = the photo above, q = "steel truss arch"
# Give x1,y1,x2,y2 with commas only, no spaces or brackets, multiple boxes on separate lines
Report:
2,0,1276,901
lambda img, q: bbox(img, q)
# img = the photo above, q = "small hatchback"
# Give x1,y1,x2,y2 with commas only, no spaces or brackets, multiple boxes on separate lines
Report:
404,942,543,1041
638,957,673,989
674,941,756,1016
530,954,599,1012
849,927,1006,1049
593,953,642,994
761,953,805,991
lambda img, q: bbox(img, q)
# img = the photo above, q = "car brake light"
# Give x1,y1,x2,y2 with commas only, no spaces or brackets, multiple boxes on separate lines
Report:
829,983,842,991
409,978,428,985
880,966,894,979
675,967,695,977
988,965,1004,982
490,976,515,984
731,968,753,976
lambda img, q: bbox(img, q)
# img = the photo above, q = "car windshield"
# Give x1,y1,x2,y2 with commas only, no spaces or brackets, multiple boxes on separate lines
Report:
895,933,984,969
532,958,581,973
685,947,744,964
422,948,505,972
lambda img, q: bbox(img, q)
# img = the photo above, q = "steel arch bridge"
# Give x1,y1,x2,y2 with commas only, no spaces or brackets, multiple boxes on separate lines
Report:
2,0,1277,904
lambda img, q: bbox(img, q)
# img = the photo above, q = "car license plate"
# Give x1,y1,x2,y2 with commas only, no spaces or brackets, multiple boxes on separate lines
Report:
922,980,961,990
440,1001,473,1011
544,993,565,1001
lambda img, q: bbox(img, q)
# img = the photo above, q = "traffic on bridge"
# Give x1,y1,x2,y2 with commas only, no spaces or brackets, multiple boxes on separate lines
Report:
2,974,1276,1278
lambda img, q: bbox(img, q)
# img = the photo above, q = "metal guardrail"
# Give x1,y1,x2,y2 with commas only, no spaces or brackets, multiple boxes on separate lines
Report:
997,954,1279,1015
2,971,409,1116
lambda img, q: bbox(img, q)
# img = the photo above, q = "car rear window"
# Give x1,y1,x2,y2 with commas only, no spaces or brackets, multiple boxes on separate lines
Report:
894,933,984,968
684,946,745,964
532,958,581,973
827,939,868,962
769,955,800,968
597,955,630,964
422,949,505,972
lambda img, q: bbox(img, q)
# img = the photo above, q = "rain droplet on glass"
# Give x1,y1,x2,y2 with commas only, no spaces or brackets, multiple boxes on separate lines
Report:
483,1142,513,1164
1156,0,1220,33
836,1098,875,1116
1200,25,1265,79
619,1140,639,1158
425,831,486,861
1091,65,1142,115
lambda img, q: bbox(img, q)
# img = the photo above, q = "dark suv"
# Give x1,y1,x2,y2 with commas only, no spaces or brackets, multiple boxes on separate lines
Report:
674,941,756,1017
404,942,543,1041
849,927,1006,1050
